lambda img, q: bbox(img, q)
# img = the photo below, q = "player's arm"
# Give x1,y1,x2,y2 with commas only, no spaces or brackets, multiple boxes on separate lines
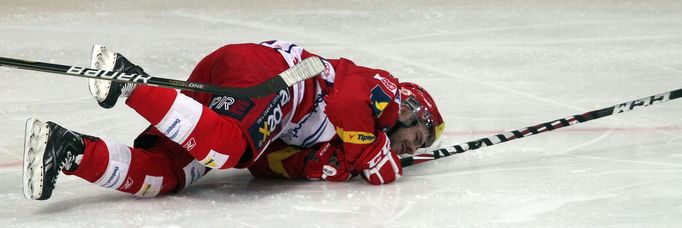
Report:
324,68,403,185
247,135,402,185
247,138,354,181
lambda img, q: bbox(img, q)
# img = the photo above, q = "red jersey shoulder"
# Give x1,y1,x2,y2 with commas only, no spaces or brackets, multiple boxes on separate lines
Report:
326,58,400,132
339,59,399,118
367,71,399,118
333,58,399,96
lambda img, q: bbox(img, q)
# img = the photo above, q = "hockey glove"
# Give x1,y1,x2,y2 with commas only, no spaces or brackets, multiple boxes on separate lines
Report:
304,140,353,182
354,132,403,185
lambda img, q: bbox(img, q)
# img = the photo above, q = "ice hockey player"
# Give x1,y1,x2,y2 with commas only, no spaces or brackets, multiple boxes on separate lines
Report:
22,40,444,200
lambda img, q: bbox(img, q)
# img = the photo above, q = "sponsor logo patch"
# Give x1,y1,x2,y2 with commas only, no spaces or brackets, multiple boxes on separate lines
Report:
183,138,197,151
248,90,291,152
370,86,391,117
199,150,230,169
209,95,254,120
165,118,182,140
103,166,120,188
336,128,376,144
94,160,129,190
134,175,163,198
183,161,206,186
123,177,134,190
373,74,397,93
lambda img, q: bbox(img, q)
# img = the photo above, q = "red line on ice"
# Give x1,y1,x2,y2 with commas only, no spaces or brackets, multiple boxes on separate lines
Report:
444,126,682,136
0,161,21,168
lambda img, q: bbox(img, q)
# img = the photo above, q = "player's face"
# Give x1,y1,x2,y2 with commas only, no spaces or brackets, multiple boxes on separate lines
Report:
388,123,430,156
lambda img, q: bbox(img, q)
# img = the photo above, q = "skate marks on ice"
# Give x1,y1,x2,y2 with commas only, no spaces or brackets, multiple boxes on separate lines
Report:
495,193,615,223
495,176,682,223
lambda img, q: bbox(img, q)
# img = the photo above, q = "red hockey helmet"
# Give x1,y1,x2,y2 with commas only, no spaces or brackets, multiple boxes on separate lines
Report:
398,82,445,148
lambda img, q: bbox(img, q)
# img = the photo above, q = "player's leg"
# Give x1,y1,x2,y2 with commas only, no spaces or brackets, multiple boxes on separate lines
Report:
88,45,251,170
23,119,208,200
67,131,208,198
125,86,250,170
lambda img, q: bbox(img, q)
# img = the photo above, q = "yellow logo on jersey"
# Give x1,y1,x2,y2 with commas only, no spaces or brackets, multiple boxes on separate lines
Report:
370,86,392,117
336,128,376,144
374,101,388,113
139,184,152,196
202,158,217,168
259,121,271,144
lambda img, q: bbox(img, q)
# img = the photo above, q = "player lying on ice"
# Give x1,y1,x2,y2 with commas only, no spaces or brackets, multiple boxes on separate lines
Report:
22,40,444,200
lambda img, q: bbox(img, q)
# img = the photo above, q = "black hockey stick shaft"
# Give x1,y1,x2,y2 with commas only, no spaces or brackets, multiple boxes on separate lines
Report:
401,88,682,167
0,56,326,98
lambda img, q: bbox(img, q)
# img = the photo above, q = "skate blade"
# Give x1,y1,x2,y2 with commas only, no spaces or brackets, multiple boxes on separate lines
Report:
90,44,116,69
88,44,116,102
22,118,48,200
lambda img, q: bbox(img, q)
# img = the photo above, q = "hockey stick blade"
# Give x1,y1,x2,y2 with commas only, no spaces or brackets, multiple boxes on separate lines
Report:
402,88,682,167
0,56,326,98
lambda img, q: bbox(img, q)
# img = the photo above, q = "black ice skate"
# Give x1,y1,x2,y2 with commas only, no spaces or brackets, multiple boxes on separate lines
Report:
88,44,145,109
22,118,86,200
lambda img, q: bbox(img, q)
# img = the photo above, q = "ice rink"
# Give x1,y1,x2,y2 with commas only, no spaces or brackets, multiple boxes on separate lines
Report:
1,0,682,227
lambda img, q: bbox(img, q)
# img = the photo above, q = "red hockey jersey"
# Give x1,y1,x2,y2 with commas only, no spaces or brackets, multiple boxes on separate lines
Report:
182,40,400,172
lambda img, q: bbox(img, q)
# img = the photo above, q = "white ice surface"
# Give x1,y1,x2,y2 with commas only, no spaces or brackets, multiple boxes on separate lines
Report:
1,0,682,227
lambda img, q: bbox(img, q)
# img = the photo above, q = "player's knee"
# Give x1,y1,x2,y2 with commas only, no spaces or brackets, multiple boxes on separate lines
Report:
152,91,249,170
185,118,249,170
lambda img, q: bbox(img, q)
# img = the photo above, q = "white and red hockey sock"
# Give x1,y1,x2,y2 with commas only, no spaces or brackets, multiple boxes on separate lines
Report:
64,137,204,197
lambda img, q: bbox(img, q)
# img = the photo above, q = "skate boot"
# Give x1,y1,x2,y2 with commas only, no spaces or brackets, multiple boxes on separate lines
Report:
22,118,88,200
88,44,146,109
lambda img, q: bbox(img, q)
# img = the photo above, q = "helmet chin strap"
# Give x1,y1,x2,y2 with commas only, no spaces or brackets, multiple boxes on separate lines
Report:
386,123,400,137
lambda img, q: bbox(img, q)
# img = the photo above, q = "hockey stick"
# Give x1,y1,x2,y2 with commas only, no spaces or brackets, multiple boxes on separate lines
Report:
401,88,682,167
0,56,326,98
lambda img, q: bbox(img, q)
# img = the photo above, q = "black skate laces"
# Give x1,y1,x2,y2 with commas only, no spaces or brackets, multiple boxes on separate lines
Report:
60,131,83,172
62,150,77,172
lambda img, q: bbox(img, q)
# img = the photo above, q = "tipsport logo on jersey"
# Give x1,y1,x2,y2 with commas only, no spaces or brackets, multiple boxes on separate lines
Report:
248,89,291,152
